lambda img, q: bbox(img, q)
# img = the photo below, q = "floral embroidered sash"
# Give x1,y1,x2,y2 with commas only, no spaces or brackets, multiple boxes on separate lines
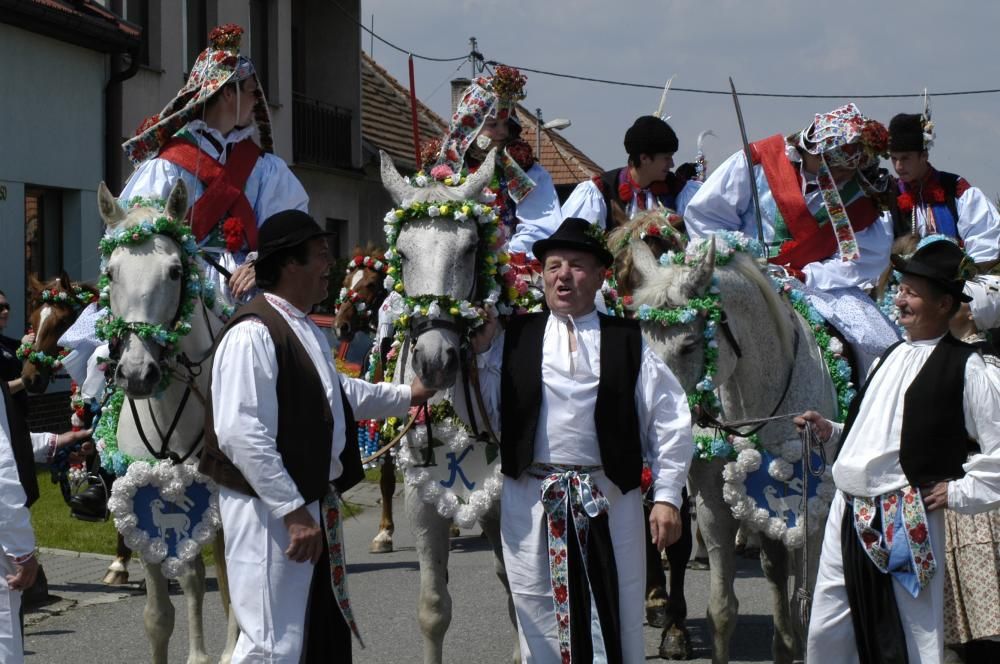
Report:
851,486,936,598
531,463,610,664
323,488,364,646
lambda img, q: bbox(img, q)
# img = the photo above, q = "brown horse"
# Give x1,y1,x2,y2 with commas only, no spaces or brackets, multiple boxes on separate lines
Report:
332,247,401,553
21,272,99,393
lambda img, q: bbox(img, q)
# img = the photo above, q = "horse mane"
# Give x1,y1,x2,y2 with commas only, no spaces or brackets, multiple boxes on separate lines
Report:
873,233,919,301
608,210,687,295
726,251,794,360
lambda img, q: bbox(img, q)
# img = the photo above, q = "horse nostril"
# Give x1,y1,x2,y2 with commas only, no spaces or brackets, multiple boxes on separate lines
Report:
143,363,161,386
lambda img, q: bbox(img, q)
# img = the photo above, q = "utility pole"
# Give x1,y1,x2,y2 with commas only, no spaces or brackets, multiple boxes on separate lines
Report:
469,36,478,77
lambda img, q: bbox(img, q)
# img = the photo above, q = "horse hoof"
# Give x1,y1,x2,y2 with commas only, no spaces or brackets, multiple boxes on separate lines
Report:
646,603,668,629
658,625,693,660
686,557,709,570
102,570,129,585
369,532,394,554
449,525,461,538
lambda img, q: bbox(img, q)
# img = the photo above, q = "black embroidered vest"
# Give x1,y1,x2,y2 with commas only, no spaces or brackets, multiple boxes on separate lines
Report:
3,380,39,507
200,295,363,501
837,334,975,487
500,312,644,492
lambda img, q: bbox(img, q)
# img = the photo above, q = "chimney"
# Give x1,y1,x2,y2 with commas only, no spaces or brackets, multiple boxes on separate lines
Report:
450,78,471,115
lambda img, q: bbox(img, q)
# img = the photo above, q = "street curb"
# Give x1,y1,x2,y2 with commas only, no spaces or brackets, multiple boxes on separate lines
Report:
38,547,116,561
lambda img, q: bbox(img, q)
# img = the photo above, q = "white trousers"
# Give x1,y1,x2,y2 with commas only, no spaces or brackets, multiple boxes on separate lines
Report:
220,488,320,664
807,490,946,663
0,571,23,664
500,471,646,664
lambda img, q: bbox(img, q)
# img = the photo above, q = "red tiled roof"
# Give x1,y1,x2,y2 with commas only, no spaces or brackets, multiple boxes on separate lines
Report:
1,0,142,51
23,0,140,38
361,53,448,171
516,105,604,185
360,55,603,182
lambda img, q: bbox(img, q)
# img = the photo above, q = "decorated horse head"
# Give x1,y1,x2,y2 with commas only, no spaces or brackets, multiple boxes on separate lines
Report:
333,246,388,341
379,148,500,389
20,272,99,393
96,180,202,398
611,221,843,662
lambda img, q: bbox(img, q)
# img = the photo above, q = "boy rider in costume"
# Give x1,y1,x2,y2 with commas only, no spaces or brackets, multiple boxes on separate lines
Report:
887,112,1000,270
562,115,698,230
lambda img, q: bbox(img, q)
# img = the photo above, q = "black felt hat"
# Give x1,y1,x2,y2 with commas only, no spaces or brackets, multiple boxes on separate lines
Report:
888,113,926,153
255,210,332,263
533,218,614,267
624,115,679,156
891,239,974,302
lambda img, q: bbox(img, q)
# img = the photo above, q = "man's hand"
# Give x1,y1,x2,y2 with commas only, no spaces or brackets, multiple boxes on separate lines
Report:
282,506,324,563
470,306,500,354
409,375,436,405
228,262,256,300
922,482,949,512
649,502,682,551
793,411,834,444
20,333,35,346
55,428,93,451
6,554,38,592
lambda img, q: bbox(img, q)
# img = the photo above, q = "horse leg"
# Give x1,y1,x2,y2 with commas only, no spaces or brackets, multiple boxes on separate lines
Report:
405,482,454,664
660,489,694,660
691,460,739,664
370,456,397,553
176,556,212,664
103,533,131,585
141,561,174,664
479,502,522,664
212,531,240,664
760,536,797,664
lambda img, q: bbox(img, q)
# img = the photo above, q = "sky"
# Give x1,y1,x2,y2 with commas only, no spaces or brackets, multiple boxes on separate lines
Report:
360,0,1000,198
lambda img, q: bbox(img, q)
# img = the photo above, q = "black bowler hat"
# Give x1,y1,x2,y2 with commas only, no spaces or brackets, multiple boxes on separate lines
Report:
891,239,974,302
888,113,926,153
533,218,614,267
255,210,332,263
624,115,679,156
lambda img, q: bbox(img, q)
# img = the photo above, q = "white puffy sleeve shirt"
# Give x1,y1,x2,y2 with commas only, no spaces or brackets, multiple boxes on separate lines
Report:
684,150,892,291
476,313,693,508
0,396,34,560
210,295,411,519
904,184,1000,263
507,163,563,257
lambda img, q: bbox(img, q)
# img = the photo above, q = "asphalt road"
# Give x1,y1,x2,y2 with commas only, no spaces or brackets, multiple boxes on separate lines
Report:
24,483,782,663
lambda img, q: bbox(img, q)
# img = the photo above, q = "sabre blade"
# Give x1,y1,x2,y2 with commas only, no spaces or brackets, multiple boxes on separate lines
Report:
728,77,766,255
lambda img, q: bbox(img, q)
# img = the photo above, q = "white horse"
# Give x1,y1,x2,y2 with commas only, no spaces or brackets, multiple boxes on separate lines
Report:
97,180,238,664
379,151,520,664
615,225,838,664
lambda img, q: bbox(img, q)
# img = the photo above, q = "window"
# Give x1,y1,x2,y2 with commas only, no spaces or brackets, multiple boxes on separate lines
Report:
124,0,151,66
249,0,271,96
24,187,65,323
326,217,347,260
183,0,208,75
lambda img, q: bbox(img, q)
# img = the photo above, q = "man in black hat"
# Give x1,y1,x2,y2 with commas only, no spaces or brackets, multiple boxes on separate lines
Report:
562,116,695,231
200,210,434,663
472,217,693,662
887,113,1000,268
796,238,1000,662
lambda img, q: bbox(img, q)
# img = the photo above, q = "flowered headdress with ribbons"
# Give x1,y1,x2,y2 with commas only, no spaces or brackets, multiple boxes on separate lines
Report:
436,66,536,202
795,103,889,262
122,24,273,165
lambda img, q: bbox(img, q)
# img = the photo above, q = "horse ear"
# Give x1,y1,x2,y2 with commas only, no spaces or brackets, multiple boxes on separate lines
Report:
380,150,410,206
58,270,74,294
165,179,189,223
627,238,661,289
456,148,497,200
27,273,44,297
683,239,716,298
97,181,126,228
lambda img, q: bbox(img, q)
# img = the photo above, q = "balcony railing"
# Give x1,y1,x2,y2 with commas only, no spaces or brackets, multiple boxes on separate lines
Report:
293,93,353,170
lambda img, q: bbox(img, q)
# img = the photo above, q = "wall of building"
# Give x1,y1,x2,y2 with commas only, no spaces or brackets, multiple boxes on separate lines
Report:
0,23,107,336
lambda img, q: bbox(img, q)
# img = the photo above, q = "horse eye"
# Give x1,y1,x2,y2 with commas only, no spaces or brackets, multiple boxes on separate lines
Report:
168,265,182,281
397,250,408,262
680,338,701,356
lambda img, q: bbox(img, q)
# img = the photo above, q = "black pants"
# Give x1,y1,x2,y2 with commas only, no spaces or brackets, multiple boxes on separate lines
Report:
304,533,353,663
645,487,691,620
